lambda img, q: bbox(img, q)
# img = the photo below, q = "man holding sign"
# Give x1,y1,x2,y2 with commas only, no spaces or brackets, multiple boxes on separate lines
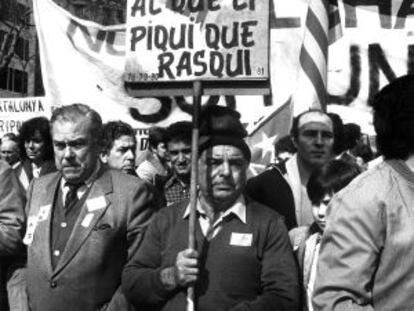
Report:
122,106,300,311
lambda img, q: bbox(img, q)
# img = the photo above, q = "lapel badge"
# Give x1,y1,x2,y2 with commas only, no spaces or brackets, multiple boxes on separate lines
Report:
81,213,94,228
230,232,253,247
37,205,51,222
87,196,107,212
23,216,39,245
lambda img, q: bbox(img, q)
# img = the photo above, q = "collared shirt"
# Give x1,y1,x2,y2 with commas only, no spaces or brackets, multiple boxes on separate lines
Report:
164,175,190,206
303,232,322,311
183,196,246,240
60,161,101,205
15,161,30,190
32,162,41,178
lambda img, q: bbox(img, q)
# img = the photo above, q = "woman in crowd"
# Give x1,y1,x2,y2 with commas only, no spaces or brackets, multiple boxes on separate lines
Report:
16,117,56,190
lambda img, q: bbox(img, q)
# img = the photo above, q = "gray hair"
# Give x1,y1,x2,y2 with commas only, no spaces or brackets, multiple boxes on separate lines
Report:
51,104,102,144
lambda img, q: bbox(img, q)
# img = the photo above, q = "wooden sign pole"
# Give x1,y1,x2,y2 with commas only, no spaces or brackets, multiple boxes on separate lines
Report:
187,80,202,311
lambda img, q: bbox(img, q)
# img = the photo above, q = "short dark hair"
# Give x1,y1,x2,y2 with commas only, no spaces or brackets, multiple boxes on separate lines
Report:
167,121,192,145
51,103,103,147
328,113,345,155
307,160,361,205
148,126,168,149
343,123,362,150
354,143,374,163
19,117,54,161
101,121,136,154
274,135,296,155
372,75,414,160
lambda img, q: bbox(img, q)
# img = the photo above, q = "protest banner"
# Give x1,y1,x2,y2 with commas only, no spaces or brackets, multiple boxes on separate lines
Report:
248,0,414,173
33,0,414,129
33,0,414,174
0,97,51,137
124,0,269,82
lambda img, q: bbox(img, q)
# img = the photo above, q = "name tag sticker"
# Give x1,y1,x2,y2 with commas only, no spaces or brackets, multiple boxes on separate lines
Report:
81,213,94,228
230,233,253,247
87,197,106,212
37,205,51,222
23,216,38,245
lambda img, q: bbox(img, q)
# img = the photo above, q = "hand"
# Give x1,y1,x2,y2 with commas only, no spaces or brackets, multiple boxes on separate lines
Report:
174,248,199,287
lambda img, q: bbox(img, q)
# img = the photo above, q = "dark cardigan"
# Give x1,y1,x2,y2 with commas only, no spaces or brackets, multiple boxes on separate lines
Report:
122,197,300,311
245,166,298,230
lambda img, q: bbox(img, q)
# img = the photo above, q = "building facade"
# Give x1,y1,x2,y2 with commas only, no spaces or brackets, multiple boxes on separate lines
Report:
54,0,126,25
0,0,127,99
0,0,37,98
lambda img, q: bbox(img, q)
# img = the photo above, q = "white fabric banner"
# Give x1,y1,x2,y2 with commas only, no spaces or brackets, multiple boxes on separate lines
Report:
33,0,189,128
33,0,414,135
0,97,51,137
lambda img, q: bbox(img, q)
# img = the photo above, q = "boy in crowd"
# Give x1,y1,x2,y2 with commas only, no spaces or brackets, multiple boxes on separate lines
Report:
296,160,361,311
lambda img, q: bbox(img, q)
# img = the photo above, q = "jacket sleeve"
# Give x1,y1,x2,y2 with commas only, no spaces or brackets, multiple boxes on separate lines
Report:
7,262,29,311
122,209,176,307
229,216,301,311
0,162,26,256
100,288,136,311
126,180,156,259
246,169,297,230
312,186,385,311
106,178,156,311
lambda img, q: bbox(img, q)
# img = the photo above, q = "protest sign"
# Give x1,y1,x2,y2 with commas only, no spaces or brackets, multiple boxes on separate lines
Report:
0,97,50,137
33,0,414,169
124,0,269,82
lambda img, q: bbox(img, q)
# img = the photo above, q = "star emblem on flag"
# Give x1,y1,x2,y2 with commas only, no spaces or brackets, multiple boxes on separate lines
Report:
252,132,278,162
246,99,293,177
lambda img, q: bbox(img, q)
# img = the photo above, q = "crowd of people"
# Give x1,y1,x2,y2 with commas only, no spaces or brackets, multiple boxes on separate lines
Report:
0,75,412,310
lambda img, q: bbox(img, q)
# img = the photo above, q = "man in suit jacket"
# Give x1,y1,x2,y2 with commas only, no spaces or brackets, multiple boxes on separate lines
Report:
24,104,154,311
0,160,26,310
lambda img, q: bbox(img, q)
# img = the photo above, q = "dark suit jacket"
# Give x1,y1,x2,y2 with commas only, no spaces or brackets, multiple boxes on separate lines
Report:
245,167,297,230
25,166,154,311
0,160,26,309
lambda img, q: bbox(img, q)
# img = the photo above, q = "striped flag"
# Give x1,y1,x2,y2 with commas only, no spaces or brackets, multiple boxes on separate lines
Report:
293,0,342,115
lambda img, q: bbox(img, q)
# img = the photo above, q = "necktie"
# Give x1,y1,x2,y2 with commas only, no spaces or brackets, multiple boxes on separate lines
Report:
64,183,83,212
